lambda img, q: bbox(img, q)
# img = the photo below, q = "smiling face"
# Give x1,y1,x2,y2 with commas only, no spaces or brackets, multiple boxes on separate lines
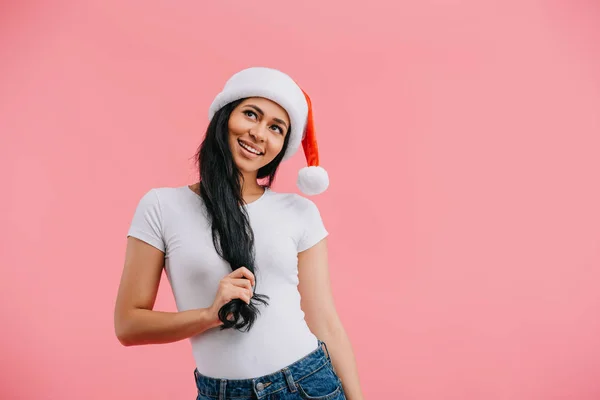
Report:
228,97,291,176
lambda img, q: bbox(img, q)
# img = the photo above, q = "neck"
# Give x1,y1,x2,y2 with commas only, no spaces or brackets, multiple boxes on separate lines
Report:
192,172,264,202
240,172,264,197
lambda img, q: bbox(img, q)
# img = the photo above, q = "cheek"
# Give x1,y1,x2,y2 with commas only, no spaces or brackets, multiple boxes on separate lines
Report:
266,136,286,156
228,114,246,135
227,128,237,147
268,138,284,162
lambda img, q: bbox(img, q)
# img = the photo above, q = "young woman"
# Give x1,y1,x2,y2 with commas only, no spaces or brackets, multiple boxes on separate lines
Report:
114,67,364,400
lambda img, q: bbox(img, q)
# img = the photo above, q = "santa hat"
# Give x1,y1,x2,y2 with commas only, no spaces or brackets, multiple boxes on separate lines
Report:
208,67,329,196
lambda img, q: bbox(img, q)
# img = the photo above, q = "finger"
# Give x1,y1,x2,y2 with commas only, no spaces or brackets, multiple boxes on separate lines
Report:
229,266,254,282
237,287,252,304
229,267,255,285
223,284,251,303
228,278,253,291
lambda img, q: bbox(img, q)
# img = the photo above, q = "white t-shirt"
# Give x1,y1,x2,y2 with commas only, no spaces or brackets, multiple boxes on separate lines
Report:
127,185,329,379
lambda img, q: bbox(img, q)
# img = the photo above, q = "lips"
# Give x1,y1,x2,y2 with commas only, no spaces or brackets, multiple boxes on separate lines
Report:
238,139,264,156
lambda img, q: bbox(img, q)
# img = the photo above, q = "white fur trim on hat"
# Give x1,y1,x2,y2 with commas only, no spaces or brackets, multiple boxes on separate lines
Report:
208,67,307,161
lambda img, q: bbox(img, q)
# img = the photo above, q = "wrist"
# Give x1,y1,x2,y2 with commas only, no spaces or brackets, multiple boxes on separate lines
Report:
202,306,221,330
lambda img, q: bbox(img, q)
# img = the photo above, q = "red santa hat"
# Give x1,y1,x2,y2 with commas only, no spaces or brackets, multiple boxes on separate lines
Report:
208,67,329,196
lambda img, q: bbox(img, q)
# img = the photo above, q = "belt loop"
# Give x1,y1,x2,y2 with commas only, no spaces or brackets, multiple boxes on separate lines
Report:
219,379,227,400
283,367,297,393
320,340,331,361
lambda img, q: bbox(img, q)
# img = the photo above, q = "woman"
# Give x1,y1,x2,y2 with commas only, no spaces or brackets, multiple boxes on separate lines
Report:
114,67,364,399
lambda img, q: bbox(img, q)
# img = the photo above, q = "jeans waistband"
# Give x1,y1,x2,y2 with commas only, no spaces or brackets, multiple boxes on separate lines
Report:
194,340,332,400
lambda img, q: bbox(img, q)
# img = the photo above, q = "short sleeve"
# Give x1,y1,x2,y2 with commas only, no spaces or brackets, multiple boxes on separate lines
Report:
297,199,329,252
127,189,165,252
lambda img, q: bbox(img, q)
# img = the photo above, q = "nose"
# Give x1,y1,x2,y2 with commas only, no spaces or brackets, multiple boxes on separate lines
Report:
249,125,267,142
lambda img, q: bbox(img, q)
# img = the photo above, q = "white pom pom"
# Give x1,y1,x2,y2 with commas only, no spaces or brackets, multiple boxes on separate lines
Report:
297,166,329,195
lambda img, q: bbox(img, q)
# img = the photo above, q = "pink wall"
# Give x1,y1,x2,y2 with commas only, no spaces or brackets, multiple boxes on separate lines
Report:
2,1,599,399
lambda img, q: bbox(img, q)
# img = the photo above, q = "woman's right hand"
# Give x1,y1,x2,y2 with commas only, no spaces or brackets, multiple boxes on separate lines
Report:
208,267,255,326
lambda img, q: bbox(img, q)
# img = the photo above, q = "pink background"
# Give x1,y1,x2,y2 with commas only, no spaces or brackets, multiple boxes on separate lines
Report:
1,1,599,399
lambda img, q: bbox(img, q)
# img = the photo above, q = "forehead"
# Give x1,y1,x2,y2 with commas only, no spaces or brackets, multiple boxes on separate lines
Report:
239,97,290,122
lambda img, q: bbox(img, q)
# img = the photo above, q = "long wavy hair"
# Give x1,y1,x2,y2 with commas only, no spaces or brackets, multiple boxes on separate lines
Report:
195,98,293,332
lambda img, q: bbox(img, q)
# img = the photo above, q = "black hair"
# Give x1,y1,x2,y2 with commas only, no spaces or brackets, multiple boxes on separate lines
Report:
195,98,292,331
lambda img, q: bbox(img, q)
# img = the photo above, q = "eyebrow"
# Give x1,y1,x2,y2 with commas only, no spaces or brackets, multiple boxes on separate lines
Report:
246,104,289,129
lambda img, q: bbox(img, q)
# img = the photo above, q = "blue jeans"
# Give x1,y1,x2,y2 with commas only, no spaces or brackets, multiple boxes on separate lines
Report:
194,340,346,400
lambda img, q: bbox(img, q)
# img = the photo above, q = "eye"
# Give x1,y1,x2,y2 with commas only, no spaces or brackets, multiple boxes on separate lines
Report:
243,110,257,120
270,125,284,135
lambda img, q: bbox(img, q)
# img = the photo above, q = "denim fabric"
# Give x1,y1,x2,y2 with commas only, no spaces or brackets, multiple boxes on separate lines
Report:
194,340,346,400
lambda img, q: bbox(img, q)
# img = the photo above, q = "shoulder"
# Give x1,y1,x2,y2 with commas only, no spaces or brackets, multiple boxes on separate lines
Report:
133,186,191,209
266,190,321,214
137,185,188,199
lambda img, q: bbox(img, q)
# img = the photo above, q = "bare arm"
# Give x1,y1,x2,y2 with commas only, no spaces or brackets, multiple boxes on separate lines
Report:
114,237,255,346
298,238,365,400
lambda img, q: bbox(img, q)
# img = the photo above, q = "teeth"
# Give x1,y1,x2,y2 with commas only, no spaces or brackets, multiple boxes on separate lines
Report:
239,141,262,155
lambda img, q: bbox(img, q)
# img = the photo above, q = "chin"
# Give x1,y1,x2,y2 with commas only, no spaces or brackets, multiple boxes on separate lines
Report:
233,157,261,174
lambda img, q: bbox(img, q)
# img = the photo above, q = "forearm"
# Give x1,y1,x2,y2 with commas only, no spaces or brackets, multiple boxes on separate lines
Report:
115,307,220,346
318,324,365,400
